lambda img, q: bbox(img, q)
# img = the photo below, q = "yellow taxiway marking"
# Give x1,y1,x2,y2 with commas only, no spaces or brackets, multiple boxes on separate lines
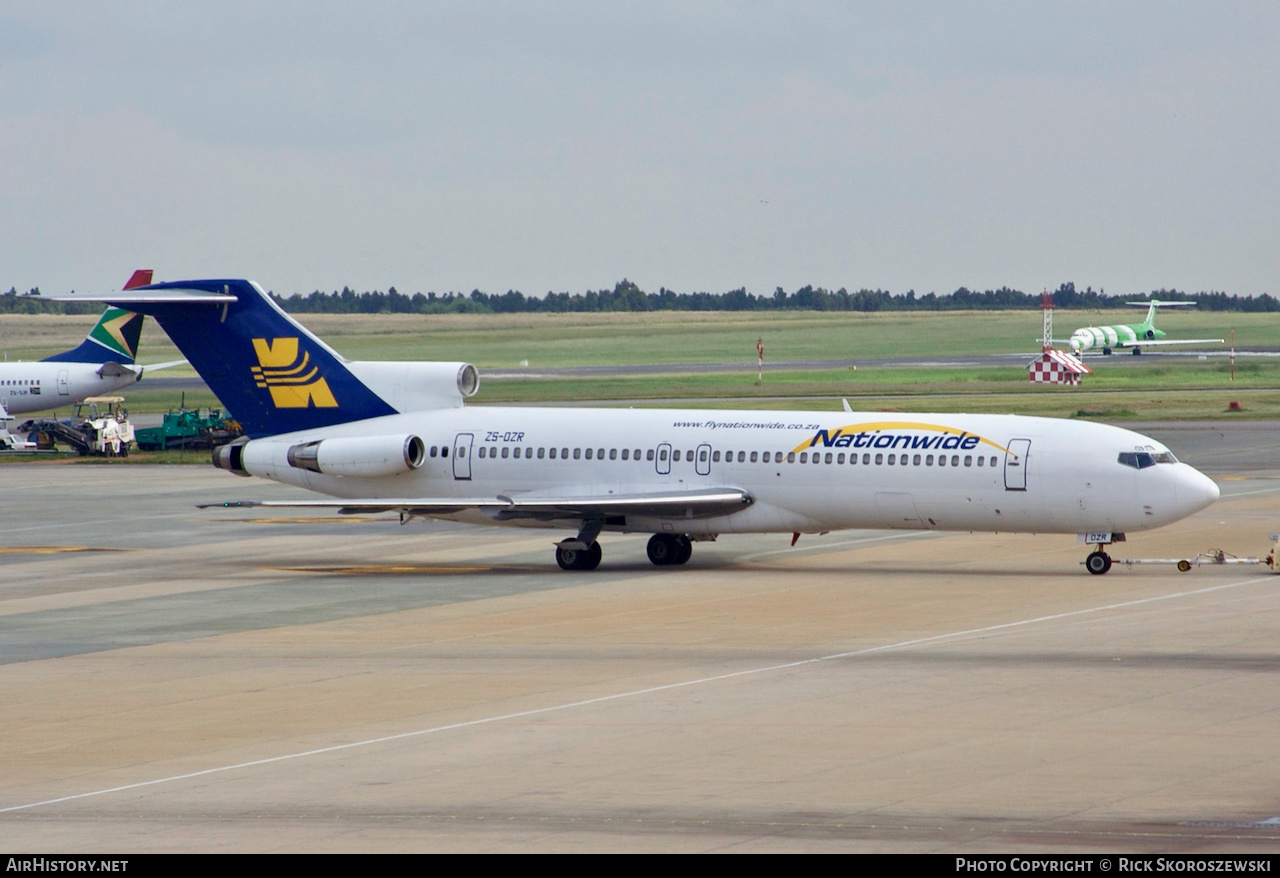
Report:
0,546,130,555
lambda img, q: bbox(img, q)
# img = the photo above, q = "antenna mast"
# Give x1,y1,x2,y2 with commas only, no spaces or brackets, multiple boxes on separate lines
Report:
1041,290,1053,351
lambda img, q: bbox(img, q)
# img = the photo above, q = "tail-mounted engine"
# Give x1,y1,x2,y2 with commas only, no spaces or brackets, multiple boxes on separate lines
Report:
346,361,479,411
212,437,252,477
285,434,426,478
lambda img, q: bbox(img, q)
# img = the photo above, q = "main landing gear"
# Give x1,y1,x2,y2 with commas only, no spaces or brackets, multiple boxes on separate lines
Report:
556,520,605,571
647,534,692,566
556,540,602,571
552,531,697,570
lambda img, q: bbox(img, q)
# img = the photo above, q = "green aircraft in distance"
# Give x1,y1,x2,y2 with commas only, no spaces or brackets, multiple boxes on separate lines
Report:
1067,300,1224,355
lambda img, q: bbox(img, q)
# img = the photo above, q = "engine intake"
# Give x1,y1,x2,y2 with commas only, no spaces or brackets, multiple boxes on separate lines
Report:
287,434,426,478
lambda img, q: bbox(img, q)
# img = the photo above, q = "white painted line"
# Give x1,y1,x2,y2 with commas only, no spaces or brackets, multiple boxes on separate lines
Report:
2,574,1273,815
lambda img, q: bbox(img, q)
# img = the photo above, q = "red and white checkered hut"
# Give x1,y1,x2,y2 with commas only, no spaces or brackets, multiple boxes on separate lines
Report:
1029,349,1092,385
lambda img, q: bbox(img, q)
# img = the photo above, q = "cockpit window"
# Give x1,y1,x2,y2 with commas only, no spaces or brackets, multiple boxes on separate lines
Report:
1118,446,1177,469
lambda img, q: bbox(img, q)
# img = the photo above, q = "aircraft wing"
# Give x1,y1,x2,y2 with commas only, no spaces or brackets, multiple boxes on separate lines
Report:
1116,338,1224,348
199,487,755,521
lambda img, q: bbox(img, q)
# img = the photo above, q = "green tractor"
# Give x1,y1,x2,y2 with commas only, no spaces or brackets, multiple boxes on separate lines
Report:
134,406,244,451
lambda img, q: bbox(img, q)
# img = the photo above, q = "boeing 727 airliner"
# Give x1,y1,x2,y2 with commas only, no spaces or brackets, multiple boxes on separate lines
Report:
50,279,1220,574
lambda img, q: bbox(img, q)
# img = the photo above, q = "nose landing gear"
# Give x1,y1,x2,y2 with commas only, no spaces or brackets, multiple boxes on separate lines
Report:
1085,550,1113,575
1080,532,1124,575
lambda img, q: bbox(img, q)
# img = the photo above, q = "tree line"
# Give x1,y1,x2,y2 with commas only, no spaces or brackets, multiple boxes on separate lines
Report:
5,281,1278,315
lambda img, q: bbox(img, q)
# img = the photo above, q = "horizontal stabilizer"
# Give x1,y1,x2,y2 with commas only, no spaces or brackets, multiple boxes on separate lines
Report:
136,359,189,373
95,362,138,378
43,287,238,305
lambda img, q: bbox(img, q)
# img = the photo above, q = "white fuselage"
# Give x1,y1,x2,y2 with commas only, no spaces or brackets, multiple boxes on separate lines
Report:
229,407,1219,537
1068,324,1147,353
0,362,140,417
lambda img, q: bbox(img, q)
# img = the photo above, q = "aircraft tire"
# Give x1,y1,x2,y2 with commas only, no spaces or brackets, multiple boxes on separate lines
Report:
556,546,580,570
1103,347,1112,355
556,542,602,571
673,535,692,565
647,534,675,566
1132,347,1142,355
1085,551,1112,575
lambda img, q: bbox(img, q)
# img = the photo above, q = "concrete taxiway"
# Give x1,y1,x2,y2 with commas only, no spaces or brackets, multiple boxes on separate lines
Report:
0,423,1278,852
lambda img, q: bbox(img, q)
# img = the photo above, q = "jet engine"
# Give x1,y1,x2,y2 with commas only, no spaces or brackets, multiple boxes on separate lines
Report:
285,434,426,477
346,361,479,411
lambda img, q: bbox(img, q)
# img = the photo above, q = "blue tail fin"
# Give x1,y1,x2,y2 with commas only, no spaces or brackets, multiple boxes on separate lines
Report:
95,279,397,438
43,307,144,365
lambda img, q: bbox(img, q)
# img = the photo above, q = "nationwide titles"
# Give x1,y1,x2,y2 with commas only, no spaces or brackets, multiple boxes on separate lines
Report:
794,421,1010,455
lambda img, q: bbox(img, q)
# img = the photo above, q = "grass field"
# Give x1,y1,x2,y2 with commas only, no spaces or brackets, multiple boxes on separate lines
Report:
2,308,1276,423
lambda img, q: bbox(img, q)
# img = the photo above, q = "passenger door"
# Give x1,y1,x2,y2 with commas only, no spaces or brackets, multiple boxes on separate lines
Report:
452,433,474,480
1004,438,1031,491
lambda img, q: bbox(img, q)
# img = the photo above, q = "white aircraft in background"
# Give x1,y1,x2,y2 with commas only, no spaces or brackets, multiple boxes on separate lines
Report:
1068,300,1224,355
52,278,1220,575
0,270,186,420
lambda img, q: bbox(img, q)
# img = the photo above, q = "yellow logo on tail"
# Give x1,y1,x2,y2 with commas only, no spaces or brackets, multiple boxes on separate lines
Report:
251,338,338,408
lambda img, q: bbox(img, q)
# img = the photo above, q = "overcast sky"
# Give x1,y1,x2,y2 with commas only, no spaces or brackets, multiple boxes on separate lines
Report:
2,2,1277,298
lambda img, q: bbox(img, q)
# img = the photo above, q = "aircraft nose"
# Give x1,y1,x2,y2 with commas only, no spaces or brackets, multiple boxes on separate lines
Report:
1175,465,1219,514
